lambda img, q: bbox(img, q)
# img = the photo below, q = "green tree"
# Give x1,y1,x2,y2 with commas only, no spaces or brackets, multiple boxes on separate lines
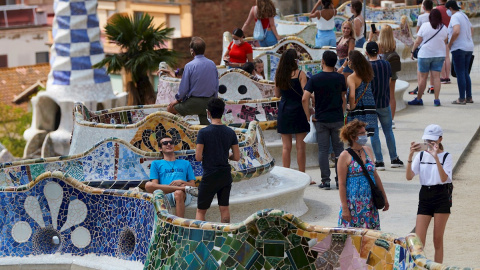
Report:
94,13,179,105
0,104,32,157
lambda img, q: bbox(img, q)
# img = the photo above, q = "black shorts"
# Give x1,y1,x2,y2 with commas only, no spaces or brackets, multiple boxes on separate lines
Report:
197,168,233,210
417,185,451,216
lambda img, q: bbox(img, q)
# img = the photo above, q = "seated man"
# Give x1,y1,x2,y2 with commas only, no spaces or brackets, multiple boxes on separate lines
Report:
145,136,197,218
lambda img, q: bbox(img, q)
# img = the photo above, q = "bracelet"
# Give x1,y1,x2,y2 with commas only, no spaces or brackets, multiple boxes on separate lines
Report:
408,160,412,163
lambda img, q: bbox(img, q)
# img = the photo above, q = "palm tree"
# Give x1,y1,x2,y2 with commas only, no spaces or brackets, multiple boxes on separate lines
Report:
94,13,179,105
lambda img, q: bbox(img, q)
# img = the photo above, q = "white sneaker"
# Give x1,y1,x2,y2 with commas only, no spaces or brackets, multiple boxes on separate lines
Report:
185,186,199,197
392,120,396,129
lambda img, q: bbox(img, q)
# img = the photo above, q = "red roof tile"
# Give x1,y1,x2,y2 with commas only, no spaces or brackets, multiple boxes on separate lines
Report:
0,63,50,111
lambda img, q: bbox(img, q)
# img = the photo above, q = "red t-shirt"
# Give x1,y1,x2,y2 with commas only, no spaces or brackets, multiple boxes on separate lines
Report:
435,5,451,27
228,41,253,63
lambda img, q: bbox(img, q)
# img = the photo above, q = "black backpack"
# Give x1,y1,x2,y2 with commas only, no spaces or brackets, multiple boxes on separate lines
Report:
384,51,401,73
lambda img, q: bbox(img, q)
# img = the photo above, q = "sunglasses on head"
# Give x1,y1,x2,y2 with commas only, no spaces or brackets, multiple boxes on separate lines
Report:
161,140,174,146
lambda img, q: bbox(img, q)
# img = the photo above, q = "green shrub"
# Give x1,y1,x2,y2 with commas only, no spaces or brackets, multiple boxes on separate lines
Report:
0,104,32,157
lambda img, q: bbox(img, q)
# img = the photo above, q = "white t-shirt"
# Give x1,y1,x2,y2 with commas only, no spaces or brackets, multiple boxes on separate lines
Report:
417,12,430,28
448,11,474,52
411,151,453,186
417,22,448,58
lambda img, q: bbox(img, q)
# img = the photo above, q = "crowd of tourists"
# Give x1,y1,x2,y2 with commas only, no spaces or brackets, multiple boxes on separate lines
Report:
150,0,474,264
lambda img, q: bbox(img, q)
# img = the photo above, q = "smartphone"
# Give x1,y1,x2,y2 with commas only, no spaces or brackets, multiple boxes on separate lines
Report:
371,24,377,34
417,142,429,151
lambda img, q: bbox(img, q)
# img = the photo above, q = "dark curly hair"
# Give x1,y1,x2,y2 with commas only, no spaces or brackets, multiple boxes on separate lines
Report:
340,119,367,146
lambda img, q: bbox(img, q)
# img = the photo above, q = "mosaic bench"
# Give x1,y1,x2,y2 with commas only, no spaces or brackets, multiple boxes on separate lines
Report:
0,171,154,267
1,122,274,189
143,190,475,270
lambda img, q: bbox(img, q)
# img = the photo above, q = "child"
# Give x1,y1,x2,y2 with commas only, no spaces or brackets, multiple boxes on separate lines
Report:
253,59,265,80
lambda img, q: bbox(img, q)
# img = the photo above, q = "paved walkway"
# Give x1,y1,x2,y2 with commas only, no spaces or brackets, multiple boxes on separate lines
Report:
299,75,480,244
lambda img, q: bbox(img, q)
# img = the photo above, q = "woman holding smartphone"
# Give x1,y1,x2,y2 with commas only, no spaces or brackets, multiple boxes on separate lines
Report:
406,124,453,263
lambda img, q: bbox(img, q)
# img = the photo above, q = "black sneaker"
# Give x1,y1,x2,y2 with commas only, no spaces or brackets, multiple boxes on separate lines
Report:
375,161,385,171
318,182,331,190
391,157,404,168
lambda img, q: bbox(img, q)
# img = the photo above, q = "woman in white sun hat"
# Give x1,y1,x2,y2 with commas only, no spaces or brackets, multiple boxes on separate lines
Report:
406,124,453,263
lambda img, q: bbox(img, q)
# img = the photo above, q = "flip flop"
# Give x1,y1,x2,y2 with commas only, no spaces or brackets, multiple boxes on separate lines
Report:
452,99,466,105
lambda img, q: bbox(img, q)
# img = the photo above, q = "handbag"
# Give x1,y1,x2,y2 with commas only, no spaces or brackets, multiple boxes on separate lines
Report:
344,82,369,125
346,148,386,210
451,54,475,78
303,115,317,144
412,25,443,59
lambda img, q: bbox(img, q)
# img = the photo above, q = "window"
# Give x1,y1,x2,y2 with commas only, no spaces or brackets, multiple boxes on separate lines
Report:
168,14,181,38
36,52,49,64
0,55,7,68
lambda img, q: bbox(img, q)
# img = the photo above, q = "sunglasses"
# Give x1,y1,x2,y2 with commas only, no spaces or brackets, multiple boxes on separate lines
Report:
161,141,174,146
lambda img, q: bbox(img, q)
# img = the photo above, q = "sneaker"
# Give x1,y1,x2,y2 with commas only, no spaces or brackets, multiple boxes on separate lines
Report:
444,78,451,84
375,161,385,171
185,186,199,197
408,87,418,95
391,157,404,168
440,78,446,84
318,182,331,190
466,97,474,103
434,99,441,106
392,120,395,129
427,86,434,94
408,98,423,105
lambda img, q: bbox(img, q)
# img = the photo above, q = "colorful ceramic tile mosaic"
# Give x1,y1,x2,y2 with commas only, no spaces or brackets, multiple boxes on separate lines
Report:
142,190,475,269
2,116,274,188
0,173,475,269
0,172,154,263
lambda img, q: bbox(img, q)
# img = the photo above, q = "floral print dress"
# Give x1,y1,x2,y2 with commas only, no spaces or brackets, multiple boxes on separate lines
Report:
338,150,380,230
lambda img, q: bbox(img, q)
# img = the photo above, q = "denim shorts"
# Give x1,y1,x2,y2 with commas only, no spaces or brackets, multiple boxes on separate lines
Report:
418,57,445,73
166,192,192,207
259,30,278,47
337,58,353,73
315,29,336,48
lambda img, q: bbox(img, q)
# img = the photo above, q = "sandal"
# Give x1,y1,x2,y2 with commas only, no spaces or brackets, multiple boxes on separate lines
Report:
310,181,317,185
466,97,474,103
451,99,466,105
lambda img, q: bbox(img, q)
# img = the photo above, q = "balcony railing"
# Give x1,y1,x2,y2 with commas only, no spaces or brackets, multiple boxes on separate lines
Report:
0,4,47,28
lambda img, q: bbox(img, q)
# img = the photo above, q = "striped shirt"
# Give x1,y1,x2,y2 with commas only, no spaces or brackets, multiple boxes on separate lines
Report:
369,59,391,109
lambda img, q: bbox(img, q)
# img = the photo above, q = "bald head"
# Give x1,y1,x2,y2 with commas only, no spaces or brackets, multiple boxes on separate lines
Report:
190,37,206,55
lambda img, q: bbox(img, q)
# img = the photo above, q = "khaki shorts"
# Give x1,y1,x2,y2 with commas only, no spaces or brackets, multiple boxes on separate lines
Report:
174,96,213,125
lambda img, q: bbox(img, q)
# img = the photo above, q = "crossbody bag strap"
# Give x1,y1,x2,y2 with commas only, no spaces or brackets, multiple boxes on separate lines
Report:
355,82,369,105
423,25,443,46
346,148,377,190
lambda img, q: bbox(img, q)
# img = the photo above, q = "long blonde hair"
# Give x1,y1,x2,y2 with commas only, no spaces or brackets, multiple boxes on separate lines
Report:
378,25,396,53
256,0,276,18
341,20,355,40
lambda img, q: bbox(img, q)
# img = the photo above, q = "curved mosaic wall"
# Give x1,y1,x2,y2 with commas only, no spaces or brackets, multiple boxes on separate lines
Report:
0,114,273,188
143,190,474,270
0,172,154,263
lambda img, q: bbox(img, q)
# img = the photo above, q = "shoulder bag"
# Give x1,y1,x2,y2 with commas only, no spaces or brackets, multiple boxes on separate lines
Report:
253,7,269,41
412,25,443,59
346,148,386,210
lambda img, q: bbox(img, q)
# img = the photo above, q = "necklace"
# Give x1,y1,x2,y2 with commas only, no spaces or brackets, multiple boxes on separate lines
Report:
164,160,176,172
352,147,362,157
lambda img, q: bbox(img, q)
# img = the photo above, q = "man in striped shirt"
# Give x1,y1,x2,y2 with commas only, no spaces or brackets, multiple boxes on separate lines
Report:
365,42,404,170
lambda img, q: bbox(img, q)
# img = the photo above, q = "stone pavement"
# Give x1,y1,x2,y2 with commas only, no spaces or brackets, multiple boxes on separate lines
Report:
298,75,480,237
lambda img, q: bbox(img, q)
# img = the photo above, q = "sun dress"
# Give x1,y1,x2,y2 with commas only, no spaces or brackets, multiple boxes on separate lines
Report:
277,71,310,134
347,81,376,137
338,150,380,230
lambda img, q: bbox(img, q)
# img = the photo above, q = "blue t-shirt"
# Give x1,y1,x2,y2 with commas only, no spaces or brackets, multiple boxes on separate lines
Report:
149,159,195,185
